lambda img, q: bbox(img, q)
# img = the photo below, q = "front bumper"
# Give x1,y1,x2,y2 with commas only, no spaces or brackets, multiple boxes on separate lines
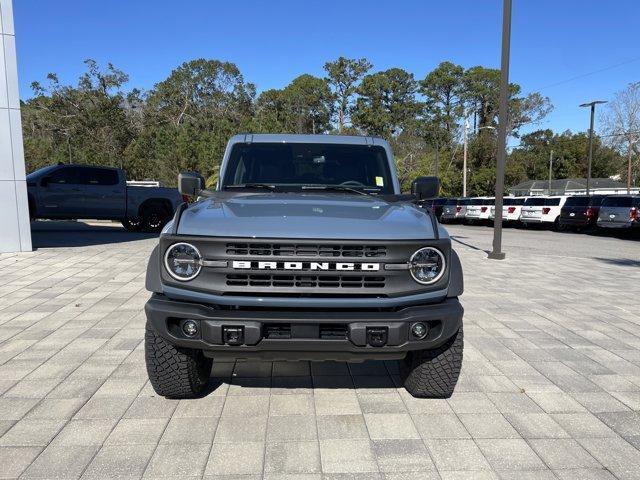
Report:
145,294,463,361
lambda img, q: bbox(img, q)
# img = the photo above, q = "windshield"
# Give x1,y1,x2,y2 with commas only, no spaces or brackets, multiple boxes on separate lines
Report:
221,142,394,194
503,197,525,206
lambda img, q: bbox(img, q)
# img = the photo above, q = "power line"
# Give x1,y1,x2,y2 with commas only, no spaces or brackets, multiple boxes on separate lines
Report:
535,57,640,92
599,130,640,138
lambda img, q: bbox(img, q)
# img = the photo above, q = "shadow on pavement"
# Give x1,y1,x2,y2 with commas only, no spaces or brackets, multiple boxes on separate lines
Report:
31,220,158,248
593,257,640,268
450,235,490,254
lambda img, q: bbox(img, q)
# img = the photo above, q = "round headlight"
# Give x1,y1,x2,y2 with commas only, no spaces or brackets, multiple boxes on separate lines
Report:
164,243,202,281
409,247,446,285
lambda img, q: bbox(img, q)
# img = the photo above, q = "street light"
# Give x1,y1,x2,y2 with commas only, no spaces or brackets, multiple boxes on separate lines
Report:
462,124,495,197
463,115,468,197
488,0,511,261
579,100,607,195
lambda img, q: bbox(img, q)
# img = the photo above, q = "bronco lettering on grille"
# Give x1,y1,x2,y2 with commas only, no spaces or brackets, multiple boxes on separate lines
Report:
231,261,380,271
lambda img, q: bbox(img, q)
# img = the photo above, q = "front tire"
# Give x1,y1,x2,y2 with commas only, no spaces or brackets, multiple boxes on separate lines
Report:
400,325,463,398
145,322,212,398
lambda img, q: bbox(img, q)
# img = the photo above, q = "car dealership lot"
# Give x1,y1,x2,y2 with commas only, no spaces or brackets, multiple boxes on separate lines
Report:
0,222,638,479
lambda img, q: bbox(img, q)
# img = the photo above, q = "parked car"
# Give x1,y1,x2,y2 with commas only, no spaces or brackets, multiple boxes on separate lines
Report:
596,195,640,231
441,198,470,223
464,197,494,225
559,195,606,231
26,164,185,232
489,196,527,224
420,197,448,219
520,196,568,229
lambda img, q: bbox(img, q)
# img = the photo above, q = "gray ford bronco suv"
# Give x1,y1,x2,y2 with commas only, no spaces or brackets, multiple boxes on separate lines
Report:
144,134,464,398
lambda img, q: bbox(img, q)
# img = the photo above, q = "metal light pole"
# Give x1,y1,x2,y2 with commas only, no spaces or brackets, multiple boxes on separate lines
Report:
463,115,468,197
548,150,553,194
579,100,607,195
627,134,636,194
488,0,511,261
463,124,495,197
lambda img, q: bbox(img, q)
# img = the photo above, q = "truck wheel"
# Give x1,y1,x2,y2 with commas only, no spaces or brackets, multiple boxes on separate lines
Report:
141,205,170,233
400,325,463,398
145,322,212,398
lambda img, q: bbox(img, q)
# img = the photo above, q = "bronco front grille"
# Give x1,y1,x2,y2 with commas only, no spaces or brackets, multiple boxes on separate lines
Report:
226,274,386,289
225,243,387,258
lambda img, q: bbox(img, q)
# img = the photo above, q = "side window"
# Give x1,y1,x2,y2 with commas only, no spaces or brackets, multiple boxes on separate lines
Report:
47,167,79,185
78,168,119,186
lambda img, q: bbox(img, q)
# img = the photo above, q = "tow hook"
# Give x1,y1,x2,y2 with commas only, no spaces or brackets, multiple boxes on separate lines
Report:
366,327,388,347
223,326,244,346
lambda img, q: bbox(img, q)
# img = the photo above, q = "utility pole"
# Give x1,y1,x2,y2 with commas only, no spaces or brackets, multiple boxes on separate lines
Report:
434,137,440,178
488,0,511,261
628,134,635,194
579,100,607,195
463,115,468,197
548,150,553,194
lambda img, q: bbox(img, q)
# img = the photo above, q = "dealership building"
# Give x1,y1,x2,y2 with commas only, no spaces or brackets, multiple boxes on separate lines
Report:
0,0,31,253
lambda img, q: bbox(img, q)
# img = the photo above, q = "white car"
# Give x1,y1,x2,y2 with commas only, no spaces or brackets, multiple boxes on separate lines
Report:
464,197,494,224
520,196,568,229
489,197,528,223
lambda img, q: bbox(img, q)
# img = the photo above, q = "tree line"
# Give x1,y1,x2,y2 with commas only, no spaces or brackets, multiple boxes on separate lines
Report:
21,57,636,195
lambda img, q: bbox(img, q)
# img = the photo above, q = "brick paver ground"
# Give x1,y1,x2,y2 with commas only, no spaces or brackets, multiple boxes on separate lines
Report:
0,221,639,479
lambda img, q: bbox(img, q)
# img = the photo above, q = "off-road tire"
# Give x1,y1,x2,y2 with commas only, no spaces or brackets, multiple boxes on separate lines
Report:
145,322,212,398
400,324,463,398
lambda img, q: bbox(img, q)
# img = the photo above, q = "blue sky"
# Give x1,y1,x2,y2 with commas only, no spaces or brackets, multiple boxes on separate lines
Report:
14,0,640,136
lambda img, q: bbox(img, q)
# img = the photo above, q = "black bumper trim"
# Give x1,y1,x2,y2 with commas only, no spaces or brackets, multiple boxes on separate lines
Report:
145,295,463,361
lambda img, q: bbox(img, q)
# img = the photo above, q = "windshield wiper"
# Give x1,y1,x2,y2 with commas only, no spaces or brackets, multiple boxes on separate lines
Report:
301,185,376,196
226,183,277,191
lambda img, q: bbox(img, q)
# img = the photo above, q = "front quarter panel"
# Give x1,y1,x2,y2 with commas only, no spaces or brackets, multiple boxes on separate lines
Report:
145,245,162,293
447,249,464,298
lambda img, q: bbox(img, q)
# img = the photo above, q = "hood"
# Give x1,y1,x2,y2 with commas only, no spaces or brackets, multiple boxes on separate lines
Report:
176,192,437,240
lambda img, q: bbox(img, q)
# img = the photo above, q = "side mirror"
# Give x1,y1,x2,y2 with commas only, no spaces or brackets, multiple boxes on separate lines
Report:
178,171,205,197
411,176,440,200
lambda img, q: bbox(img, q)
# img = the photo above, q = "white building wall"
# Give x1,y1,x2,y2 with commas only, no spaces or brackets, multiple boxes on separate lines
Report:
0,0,31,253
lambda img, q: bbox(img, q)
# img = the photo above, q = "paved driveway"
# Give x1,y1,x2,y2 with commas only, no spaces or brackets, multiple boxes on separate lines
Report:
0,221,639,479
